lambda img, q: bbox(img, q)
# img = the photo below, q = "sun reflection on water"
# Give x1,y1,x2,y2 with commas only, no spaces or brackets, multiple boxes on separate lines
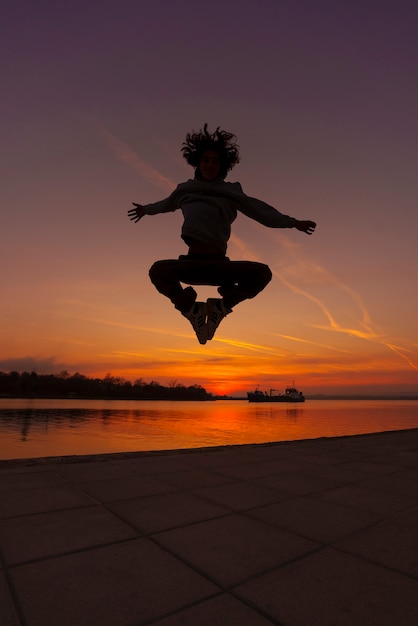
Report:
1,398,418,460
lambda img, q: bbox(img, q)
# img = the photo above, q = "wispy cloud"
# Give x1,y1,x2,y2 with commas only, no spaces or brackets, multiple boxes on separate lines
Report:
385,344,418,372
65,314,187,338
208,337,285,353
96,123,176,193
231,228,418,373
0,357,64,373
276,239,418,372
271,333,354,354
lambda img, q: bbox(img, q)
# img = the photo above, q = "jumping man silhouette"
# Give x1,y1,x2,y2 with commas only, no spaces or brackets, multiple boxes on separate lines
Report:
128,124,316,344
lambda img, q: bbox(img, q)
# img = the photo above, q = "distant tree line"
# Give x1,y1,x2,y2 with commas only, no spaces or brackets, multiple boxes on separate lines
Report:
0,371,214,401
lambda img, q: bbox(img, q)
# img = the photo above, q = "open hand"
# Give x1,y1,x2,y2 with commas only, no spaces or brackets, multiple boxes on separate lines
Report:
128,203,145,223
295,220,316,235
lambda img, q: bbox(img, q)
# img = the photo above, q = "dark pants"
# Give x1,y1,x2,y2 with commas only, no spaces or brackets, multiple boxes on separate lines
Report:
149,254,272,313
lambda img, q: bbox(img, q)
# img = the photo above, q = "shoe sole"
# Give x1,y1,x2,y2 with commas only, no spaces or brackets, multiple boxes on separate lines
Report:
189,303,208,344
207,299,224,340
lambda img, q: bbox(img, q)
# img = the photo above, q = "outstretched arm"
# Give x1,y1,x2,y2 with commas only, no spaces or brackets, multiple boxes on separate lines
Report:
294,220,316,235
128,203,145,223
224,183,316,234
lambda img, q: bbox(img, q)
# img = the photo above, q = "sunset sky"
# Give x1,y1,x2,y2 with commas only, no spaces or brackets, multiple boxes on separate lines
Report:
2,0,418,396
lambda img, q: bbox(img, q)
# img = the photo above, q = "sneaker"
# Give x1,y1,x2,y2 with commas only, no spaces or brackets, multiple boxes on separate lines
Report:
206,298,232,340
183,302,207,344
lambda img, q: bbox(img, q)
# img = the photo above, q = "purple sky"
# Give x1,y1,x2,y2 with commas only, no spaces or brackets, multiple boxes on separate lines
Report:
2,0,418,395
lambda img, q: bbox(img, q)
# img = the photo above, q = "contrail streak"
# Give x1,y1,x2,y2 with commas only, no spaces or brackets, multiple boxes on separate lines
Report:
96,124,176,192
232,228,418,372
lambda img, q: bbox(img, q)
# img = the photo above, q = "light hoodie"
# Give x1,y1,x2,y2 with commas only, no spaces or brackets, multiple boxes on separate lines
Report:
142,178,297,255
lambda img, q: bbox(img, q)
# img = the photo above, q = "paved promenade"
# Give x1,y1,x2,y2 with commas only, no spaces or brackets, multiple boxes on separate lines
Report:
0,428,417,626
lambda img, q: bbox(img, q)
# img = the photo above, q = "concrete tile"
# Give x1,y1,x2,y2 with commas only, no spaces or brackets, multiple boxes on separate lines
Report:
236,547,418,626
151,593,275,625
108,491,229,533
214,458,317,480
335,506,418,578
0,505,137,565
80,474,176,502
337,460,406,475
194,481,291,511
397,467,418,481
155,468,235,489
252,471,341,495
0,470,64,492
296,453,346,465
120,455,193,474
57,461,136,483
171,447,257,468
305,464,373,485
177,448,252,468
284,440,348,455
391,454,418,468
359,474,418,499
182,444,298,467
365,453,416,468
247,496,381,543
153,513,319,587
314,483,416,515
11,538,218,626
0,572,20,626
0,484,94,519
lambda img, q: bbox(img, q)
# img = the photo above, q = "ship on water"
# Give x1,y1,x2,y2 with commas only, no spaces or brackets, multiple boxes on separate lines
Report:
247,385,305,403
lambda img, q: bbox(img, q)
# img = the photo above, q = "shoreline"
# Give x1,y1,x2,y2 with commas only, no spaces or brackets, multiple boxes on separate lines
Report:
2,426,418,468
2,394,418,400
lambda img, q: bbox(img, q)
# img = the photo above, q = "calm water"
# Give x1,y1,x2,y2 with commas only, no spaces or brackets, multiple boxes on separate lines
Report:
1,398,418,460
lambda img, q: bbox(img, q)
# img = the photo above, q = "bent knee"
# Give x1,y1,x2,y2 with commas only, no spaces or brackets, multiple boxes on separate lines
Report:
264,264,273,281
149,260,166,280
258,263,272,286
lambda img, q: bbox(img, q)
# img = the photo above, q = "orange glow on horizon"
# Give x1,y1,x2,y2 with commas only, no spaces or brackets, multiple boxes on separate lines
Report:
83,362,418,397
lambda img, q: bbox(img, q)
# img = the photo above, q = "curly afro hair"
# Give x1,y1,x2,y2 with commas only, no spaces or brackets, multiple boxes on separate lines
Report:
181,123,240,179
